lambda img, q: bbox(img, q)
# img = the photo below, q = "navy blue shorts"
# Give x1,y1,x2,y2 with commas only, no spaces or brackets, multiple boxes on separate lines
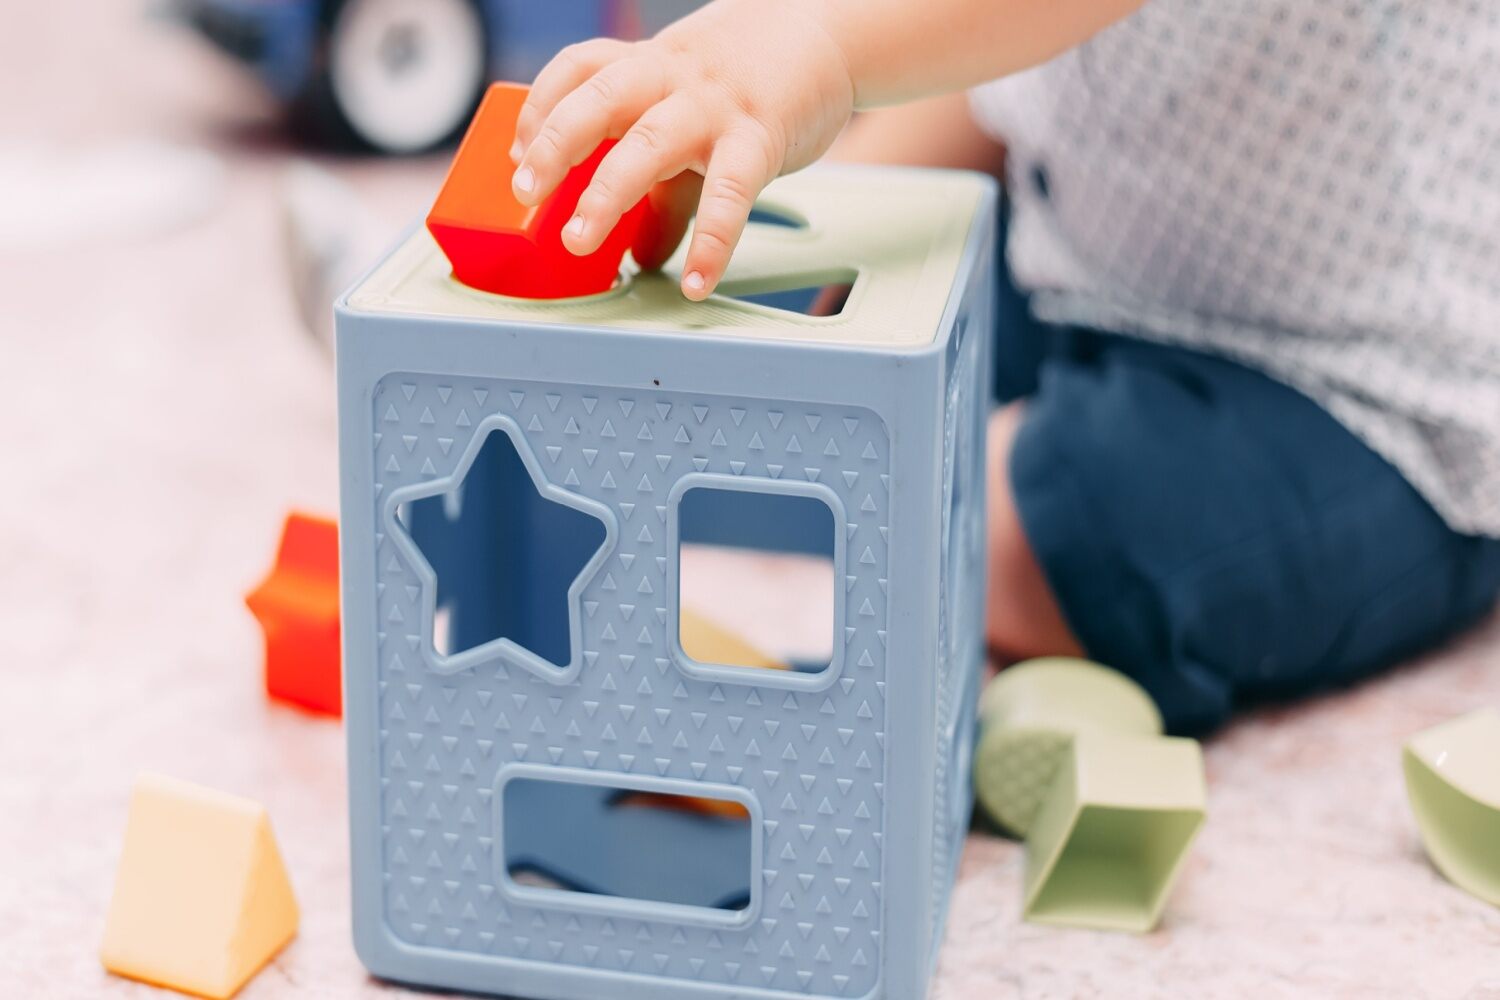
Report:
994,261,1500,737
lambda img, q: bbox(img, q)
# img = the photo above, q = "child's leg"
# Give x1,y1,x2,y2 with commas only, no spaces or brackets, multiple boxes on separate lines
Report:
985,402,1084,660
987,331,1500,734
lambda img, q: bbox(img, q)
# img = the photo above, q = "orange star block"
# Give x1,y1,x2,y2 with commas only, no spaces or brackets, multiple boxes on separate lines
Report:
245,513,341,717
427,81,652,299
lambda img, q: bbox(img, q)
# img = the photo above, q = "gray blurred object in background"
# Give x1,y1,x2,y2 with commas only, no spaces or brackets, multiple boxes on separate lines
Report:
280,161,388,352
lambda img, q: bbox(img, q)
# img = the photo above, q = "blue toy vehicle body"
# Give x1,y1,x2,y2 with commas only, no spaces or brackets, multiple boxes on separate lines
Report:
173,0,321,102
171,0,697,152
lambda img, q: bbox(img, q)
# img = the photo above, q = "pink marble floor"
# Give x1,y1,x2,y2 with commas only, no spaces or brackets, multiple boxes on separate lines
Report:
2,3,1498,997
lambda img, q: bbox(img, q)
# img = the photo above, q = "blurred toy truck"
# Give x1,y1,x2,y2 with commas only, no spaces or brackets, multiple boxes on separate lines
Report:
170,0,699,153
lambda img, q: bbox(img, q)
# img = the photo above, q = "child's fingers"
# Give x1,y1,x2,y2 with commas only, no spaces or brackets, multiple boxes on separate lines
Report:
514,38,631,157
515,61,669,207
681,131,779,300
564,96,709,256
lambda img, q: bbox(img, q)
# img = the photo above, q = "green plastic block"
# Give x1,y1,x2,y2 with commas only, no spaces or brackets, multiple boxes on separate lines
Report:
1403,707,1500,906
1023,732,1205,933
974,657,1163,837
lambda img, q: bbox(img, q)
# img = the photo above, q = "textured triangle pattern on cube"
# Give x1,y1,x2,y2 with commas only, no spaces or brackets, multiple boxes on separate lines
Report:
929,309,989,944
369,376,890,996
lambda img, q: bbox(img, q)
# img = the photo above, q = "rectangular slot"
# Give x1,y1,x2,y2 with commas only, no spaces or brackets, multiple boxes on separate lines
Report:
727,281,853,316
500,773,754,917
720,272,856,317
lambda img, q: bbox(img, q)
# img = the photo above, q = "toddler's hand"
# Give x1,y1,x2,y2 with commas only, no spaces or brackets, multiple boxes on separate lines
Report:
509,0,855,300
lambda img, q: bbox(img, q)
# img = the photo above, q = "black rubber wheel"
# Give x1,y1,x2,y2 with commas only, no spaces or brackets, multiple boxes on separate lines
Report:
290,0,489,154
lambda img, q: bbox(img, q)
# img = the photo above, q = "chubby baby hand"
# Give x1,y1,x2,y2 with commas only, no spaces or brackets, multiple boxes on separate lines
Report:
509,0,855,299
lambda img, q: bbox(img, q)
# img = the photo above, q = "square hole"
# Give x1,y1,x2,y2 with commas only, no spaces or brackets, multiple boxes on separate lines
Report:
673,480,839,680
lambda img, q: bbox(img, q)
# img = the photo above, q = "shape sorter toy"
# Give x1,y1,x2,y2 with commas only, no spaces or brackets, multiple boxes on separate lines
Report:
334,141,996,997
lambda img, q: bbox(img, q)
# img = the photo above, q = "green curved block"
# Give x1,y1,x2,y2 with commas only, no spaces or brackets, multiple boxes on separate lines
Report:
1023,732,1205,933
1403,707,1500,906
974,658,1163,837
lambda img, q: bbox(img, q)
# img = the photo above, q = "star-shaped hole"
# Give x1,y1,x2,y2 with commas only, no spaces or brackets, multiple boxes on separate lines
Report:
388,417,614,679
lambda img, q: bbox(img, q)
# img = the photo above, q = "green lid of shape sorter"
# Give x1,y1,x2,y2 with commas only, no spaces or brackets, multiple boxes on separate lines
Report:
344,165,990,348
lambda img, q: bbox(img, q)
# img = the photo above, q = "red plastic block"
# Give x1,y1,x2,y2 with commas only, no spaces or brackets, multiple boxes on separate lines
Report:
427,81,651,299
245,512,341,717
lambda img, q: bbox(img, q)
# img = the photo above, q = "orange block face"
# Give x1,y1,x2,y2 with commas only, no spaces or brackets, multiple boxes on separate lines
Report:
245,513,342,717
427,82,653,299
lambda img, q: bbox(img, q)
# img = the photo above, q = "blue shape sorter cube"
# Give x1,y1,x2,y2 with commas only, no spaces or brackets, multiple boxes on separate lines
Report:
335,165,996,1000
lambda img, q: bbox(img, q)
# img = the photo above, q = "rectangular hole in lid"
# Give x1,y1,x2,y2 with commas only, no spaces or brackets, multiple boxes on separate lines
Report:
746,203,808,229
719,268,857,317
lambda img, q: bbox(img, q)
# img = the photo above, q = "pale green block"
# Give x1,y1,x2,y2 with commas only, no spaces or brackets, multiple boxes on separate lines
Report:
1023,732,1205,933
974,658,1163,837
1403,706,1500,906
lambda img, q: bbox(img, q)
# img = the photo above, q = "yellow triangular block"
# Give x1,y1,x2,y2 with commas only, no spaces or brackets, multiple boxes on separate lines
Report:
101,774,299,999
680,607,789,671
